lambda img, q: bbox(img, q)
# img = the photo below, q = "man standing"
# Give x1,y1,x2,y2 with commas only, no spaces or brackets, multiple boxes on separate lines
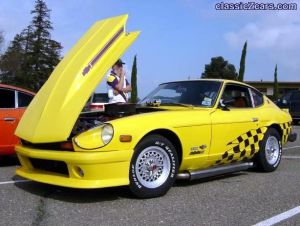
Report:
107,59,132,103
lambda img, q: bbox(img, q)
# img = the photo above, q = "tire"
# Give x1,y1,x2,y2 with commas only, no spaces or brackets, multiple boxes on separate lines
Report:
129,135,179,198
293,120,299,125
254,128,282,172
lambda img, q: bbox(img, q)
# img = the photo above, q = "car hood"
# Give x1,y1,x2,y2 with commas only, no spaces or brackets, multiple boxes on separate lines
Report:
16,14,140,143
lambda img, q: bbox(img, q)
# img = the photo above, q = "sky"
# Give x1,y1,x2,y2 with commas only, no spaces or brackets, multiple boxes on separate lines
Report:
0,0,299,97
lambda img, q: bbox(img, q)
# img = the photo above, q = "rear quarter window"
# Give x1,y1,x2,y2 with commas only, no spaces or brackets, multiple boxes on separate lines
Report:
251,89,264,107
18,92,34,107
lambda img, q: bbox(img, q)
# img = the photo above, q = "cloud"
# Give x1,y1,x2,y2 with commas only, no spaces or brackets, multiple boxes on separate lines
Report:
224,1,300,79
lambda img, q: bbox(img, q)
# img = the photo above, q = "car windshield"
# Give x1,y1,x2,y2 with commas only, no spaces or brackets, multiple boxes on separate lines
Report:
140,81,222,107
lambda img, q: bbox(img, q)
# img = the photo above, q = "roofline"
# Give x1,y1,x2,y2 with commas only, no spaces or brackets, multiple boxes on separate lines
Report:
0,83,36,95
245,81,300,84
160,78,253,86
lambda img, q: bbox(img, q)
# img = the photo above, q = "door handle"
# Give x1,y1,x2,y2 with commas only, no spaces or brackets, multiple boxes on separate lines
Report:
252,118,259,122
4,117,16,122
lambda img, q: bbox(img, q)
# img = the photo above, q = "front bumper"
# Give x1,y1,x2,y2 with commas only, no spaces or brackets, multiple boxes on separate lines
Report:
15,145,133,188
288,132,297,142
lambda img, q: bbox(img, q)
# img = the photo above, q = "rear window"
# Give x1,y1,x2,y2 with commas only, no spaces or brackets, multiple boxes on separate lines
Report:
18,92,33,107
0,89,15,108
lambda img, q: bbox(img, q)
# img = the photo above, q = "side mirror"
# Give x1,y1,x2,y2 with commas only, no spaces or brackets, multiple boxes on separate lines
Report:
219,99,234,111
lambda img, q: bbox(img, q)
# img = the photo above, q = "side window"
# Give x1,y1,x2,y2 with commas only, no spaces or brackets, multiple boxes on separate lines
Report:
18,92,33,107
221,84,252,108
291,92,300,100
250,89,264,107
0,89,15,108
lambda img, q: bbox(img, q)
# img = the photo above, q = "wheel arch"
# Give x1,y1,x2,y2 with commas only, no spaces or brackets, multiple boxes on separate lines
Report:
136,129,183,166
268,124,283,140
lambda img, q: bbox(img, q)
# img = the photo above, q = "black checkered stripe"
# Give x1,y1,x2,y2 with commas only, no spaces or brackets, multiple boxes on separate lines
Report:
280,122,292,144
215,127,268,165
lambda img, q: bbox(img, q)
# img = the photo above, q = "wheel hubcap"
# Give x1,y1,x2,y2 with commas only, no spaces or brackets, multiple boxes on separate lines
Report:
136,146,171,188
265,136,280,165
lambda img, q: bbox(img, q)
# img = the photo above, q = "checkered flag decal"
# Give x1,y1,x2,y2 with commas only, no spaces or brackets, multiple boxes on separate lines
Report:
215,122,292,165
215,127,268,165
280,122,292,144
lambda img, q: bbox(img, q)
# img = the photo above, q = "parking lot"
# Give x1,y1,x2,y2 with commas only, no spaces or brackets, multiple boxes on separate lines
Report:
1,126,299,226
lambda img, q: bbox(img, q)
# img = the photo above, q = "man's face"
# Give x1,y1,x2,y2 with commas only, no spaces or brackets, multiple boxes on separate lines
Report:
112,65,122,76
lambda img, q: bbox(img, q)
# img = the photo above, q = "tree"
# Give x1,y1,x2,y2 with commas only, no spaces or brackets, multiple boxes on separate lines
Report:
0,34,26,85
130,55,138,103
238,41,247,81
27,0,62,91
201,56,238,80
0,0,62,91
0,31,4,53
273,64,279,100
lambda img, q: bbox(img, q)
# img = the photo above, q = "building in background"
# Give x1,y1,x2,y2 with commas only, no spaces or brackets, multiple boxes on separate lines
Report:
245,81,300,97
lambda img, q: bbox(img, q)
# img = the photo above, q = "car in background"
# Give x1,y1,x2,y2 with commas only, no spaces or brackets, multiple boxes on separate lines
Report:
276,90,300,125
86,92,108,112
0,84,35,155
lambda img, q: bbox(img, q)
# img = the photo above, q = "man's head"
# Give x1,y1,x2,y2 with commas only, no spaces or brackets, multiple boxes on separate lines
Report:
112,59,125,76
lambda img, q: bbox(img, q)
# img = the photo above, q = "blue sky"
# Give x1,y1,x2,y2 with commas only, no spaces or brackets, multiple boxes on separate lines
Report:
0,0,299,97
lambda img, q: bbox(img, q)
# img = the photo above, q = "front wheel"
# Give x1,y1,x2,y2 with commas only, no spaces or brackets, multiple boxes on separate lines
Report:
129,135,178,198
254,128,282,172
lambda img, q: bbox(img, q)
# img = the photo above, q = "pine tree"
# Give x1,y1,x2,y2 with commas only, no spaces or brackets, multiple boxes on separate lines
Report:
0,0,62,91
0,34,26,85
28,0,62,91
273,64,279,100
0,31,4,53
130,55,138,103
238,41,247,81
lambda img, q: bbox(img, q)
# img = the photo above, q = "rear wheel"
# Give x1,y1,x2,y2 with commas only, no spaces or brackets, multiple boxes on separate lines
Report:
129,135,178,198
254,128,282,172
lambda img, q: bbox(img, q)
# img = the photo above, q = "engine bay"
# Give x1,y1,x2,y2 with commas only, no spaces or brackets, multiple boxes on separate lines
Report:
71,103,165,136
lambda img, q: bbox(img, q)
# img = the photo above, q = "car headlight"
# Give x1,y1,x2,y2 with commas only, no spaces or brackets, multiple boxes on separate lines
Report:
101,124,114,145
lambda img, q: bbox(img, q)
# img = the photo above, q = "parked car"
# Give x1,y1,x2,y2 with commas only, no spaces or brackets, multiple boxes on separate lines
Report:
86,93,108,112
0,84,35,155
14,15,297,198
276,91,300,125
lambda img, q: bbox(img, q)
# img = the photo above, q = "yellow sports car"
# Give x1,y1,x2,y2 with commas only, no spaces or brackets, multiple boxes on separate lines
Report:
15,15,297,198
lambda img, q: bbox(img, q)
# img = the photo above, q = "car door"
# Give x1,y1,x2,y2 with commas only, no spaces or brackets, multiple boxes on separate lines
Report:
208,84,260,166
0,88,19,151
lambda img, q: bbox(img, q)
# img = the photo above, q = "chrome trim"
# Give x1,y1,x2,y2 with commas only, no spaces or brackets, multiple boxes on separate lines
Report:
176,162,253,180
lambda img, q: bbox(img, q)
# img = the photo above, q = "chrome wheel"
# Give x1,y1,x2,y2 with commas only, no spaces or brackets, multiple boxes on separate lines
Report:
135,146,171,189
265,136,280,165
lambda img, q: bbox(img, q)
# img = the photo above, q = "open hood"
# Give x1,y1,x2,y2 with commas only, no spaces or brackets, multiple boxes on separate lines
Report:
16,14,140,143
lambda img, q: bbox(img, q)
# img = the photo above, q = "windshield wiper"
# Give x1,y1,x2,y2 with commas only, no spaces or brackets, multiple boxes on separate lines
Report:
161,103,194,108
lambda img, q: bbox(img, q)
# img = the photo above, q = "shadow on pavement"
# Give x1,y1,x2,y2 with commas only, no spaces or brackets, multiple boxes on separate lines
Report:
174,172,249,187
14,179,136,203
0,155,20,167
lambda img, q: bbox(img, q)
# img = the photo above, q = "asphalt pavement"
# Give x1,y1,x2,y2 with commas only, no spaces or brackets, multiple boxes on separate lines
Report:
0,126,299,226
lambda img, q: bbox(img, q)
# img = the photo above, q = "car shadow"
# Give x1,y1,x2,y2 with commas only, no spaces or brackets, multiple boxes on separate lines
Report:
0,155,20,167
13,172,251,203
13,177,136,203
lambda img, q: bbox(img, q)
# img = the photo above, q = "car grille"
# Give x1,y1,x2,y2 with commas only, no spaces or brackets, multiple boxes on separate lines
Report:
30,158,69,176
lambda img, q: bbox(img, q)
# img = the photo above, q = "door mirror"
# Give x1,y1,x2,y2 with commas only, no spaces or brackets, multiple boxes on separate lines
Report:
219,99,234,111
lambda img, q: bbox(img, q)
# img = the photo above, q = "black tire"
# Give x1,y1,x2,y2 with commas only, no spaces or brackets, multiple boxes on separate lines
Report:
293,120,299,125
254,128,282,172
129,135,178,198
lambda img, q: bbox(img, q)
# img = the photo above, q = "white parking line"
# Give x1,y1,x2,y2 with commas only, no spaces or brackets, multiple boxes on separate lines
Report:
283,145,300,150
0,179,29,185
283,156,300,159
253,206,300,226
